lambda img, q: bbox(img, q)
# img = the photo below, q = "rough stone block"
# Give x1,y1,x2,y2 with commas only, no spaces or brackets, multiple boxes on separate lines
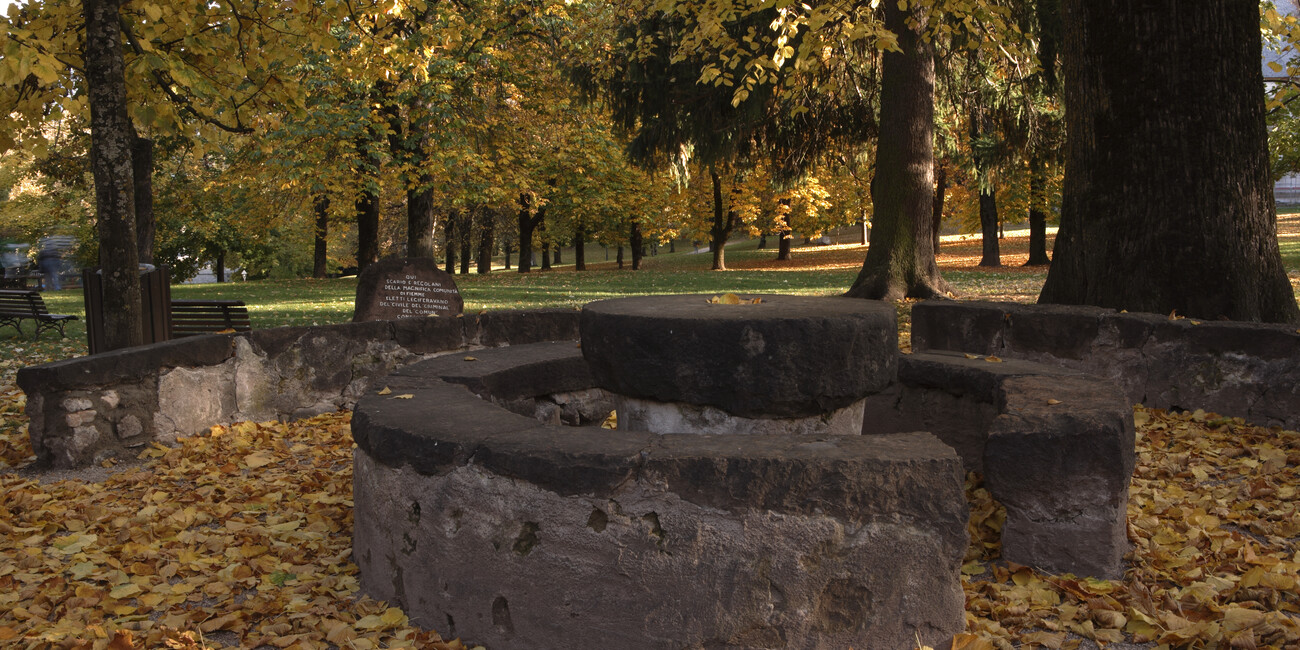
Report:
582,295,897,418
353,430,967,650
985,376,1135,578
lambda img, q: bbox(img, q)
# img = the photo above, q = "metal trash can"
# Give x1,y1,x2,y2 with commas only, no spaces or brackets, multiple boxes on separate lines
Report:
83,264,172,354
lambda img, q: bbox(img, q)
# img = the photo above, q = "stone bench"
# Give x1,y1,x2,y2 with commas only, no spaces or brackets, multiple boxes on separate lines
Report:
352,342,969,650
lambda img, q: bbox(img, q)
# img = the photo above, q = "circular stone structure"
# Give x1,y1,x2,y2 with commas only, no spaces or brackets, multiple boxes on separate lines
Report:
580,295,897,420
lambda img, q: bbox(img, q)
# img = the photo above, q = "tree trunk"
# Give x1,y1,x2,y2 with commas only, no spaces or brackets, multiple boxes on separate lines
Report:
978,189,1001,266
1039,0,1298,322
932,161,946,253
553,243,562,265
355,186,380,272
708,168,734,271
777,198,793,261
444,209,458,274
215,250,225,283
574,226,586,271
407,184,436,259
517,193,537,273
540,217,551,270
132,135,154,265
630,221,644,270
459,215,472,275
477,209,494,274
758,233,767,249
617,245,624,269
313,194,329,278
1025,155,1051,266
84,0,142,350
844,0,948,299
504,242,512,270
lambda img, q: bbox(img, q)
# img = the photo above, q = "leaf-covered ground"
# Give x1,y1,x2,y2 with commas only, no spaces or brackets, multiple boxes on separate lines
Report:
4,373,1300,649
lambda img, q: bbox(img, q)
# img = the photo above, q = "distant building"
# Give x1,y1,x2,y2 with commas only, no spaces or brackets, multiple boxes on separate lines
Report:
1267,1,1300,204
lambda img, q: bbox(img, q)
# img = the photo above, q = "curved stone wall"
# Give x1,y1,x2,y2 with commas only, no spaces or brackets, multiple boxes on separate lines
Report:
351,343,969,650
16,310,580,468
912,300,1300,429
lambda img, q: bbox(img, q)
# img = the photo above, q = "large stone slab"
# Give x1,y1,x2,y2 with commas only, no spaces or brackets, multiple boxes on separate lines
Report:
581,295,897,418
353,257,463,322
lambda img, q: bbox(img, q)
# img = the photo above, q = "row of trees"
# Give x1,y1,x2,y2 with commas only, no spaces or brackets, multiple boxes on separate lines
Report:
3,0,1298,350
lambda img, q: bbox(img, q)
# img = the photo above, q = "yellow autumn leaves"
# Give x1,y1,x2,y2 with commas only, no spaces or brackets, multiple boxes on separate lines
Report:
963,406,1300,649
0,412,479,650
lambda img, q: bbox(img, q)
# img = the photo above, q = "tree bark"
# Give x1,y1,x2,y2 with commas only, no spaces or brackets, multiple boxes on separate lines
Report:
355,186,380,272
1025,155,1051,266
553,243,562,265
617,245,624,269
1039,0,1298,322
777,198,793,261
132,135,154,265
504,242,512,270
843,0,948,299
932,161,946,253
574,226,586,271
444,209,458,274
630,221,644,270
477,209,494,274
407,184,436,259
708,168,735,271
84,0,142,350
459,214,472,275
313,194,329,278
215,250,225,283
540,217,552,270
977,190,1001,267
517,193,543,273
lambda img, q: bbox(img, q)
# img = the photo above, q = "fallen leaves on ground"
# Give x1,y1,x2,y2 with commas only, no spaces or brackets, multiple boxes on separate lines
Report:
0,408,474,649
964,406,1300,649
4,359,1300,649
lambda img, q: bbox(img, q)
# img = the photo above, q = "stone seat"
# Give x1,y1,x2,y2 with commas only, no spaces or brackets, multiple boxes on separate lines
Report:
352,343,969,650
865,350,1136,578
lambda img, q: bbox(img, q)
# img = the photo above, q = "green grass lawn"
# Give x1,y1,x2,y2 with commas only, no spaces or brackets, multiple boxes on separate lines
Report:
5,227,1299,365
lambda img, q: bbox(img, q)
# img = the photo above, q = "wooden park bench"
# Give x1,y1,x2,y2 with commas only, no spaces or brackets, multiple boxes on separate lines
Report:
170,299,252,338
0,289,79,338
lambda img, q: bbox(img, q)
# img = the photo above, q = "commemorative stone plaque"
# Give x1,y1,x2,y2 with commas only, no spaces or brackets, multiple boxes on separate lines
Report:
352,257,463,322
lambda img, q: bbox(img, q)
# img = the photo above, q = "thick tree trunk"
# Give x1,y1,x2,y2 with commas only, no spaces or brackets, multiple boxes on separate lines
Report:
444,210,457,273
84,0,142,350
574,226,586,271
630,221,644,270
459,216,472,275
553,243,562,265
708,169,734,271
132,135,154,265
617,245,624,269
757,233,767,249
355,186,380,272
477,209,494,274
1025,155,1051,266
777,198,793,261
977,189,1001,267
932,162,946,253
313,195,329,278
517,193,542,274
1040,0,1299,322
843,0,948,299
407,184,436,259
504,242,512,270
215,250,225,283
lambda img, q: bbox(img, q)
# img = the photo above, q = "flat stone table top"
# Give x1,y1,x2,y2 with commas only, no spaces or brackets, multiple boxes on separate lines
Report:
580,294,898,418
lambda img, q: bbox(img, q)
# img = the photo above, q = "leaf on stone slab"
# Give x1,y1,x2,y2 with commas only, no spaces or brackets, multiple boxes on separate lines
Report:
984,356,1003,363
393,394,414,400
464,356,477,361
1046,399,1062,406
377,387,392,395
